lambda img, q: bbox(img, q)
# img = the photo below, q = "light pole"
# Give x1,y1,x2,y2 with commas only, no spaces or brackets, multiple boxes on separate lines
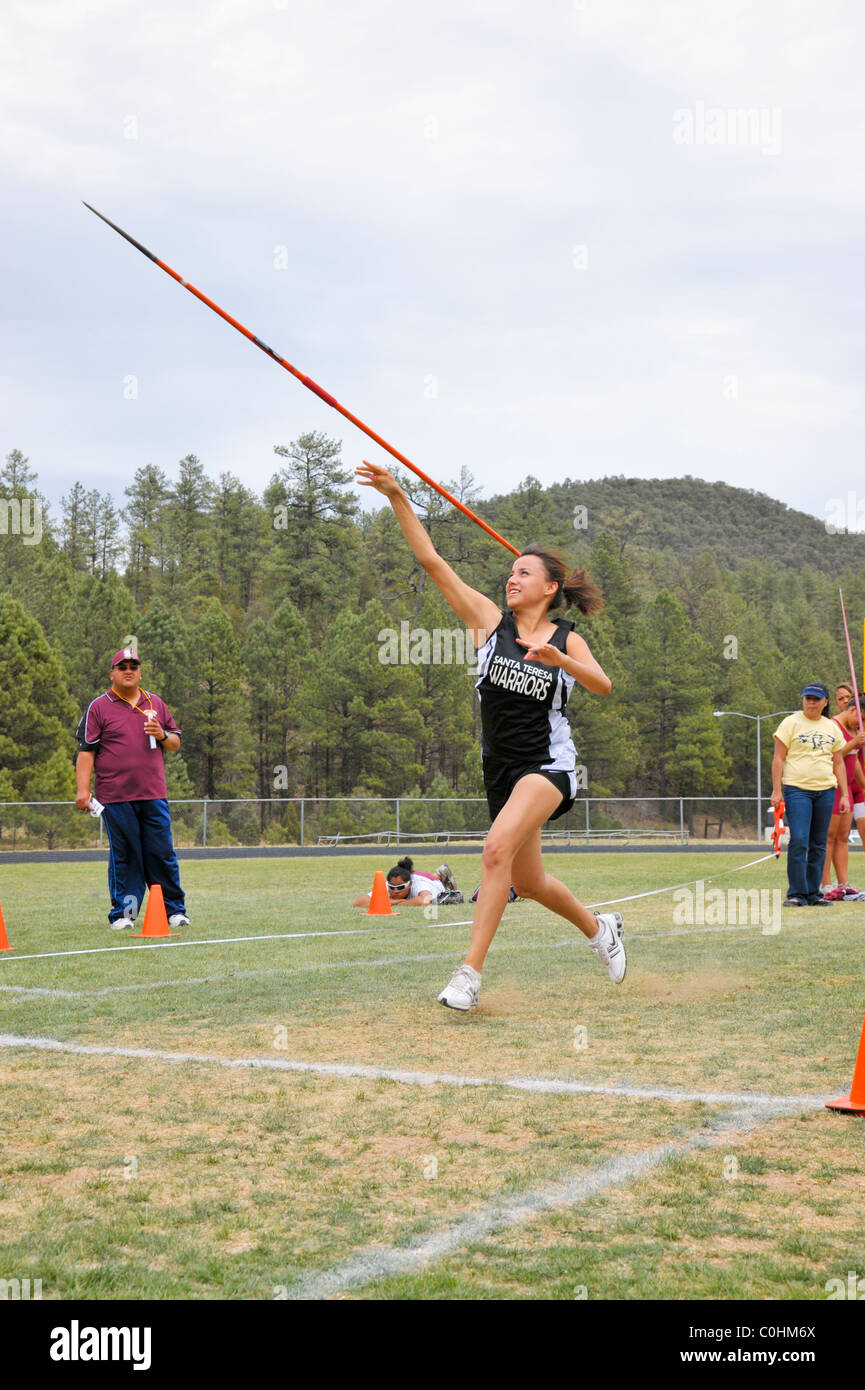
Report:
713,709,796,840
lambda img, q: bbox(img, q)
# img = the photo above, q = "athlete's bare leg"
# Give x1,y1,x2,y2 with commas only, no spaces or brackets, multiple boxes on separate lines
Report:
464,775,597,972
835,810,852,885
823,811,852,887
822,815,839,887
510,828,599,937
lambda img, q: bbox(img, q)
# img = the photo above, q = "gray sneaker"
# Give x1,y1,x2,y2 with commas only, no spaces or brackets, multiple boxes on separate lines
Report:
109,917,136,931
588,912,626,982
437,863,458,893
437,964,481,1010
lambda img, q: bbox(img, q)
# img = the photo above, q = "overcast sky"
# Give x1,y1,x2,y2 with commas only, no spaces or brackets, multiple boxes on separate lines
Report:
1,0,862,528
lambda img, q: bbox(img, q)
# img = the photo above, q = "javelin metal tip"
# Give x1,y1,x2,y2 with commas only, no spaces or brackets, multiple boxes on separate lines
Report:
83,202,158,262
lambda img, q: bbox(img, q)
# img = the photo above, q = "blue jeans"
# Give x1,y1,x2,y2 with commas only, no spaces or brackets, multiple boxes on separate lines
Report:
102,799,186,924
782,784,835,901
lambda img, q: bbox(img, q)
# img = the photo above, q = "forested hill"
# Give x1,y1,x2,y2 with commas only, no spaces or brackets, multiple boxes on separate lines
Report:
484,475,865,575
1,441,864,830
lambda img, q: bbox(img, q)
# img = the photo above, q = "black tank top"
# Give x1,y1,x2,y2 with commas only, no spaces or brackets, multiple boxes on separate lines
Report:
475,609,577,767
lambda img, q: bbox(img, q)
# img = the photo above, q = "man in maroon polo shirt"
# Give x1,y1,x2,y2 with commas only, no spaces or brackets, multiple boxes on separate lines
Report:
75,648,189,930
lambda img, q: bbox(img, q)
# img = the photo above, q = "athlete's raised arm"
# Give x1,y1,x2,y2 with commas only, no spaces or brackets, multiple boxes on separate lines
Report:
356,460,502,643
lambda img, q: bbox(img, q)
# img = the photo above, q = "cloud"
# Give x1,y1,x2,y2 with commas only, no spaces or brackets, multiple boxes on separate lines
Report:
0,0,862,522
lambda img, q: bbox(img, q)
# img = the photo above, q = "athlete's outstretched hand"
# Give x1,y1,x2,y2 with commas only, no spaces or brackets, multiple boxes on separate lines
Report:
515,639,563,667
356,459,404,500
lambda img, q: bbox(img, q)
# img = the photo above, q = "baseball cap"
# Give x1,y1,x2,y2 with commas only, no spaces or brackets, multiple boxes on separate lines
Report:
110,648,140,668
801,683,829,699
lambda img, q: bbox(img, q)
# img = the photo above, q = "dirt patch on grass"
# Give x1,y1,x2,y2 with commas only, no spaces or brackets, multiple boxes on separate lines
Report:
628,970,747,1004
476,989,528,1018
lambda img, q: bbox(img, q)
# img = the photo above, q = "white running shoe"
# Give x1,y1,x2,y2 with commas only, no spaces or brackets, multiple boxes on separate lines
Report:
168,914,190,927
437,964,481,1010
110,917,135,931
589,912,626,982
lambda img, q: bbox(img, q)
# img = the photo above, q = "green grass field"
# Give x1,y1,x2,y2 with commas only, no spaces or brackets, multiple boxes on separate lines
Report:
1,850,864,1301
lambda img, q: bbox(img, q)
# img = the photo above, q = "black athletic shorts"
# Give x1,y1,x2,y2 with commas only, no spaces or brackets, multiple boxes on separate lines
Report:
483,757,576,825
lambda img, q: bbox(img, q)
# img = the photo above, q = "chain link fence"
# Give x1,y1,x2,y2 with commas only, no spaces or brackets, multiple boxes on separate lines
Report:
0,795,783,852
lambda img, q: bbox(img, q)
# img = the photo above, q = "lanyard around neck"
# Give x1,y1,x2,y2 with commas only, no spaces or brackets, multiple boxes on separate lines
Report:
113,687,154,719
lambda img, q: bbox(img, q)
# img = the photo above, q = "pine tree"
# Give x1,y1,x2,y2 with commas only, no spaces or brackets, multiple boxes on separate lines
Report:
492,475,563,556
567,613,640,797
60,482,91,572
0,449,54,589
411,587,476,790
590,532,640,637
161,454,215,597
298,600,425,796
262,432,361,619
243,599,309,802
136,598,193,718
123,463,171,605
0,595,77,797
626,590,725,797
183,600,253,798
58,572,140,708
211,472,268,612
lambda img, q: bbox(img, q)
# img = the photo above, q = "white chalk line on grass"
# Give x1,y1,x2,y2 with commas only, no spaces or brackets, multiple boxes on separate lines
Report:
0,952,485,999
283,1099,807,1300
0,920,786,1001
1,911,813,1005
0,1033,827,1111
0,918,499,965
0,854,785,971
0,853,783,971
584,851,777,911
0,1033,825,1300
0,851,780,968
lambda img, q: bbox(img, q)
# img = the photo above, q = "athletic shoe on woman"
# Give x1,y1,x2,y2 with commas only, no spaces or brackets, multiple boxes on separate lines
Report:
841,884,863,899
437,964,481,1010
588,912,626,982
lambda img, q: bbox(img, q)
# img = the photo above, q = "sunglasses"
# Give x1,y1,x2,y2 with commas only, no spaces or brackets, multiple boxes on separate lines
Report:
115,663,140,671
387,881,409,892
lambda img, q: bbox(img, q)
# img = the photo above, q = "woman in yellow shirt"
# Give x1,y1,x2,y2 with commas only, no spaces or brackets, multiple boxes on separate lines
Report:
772,683,849,906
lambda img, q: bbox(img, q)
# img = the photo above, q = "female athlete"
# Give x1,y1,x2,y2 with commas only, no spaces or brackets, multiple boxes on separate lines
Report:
357,460,625,1010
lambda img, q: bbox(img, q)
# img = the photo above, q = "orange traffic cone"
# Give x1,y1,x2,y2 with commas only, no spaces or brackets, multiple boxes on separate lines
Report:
826,1015,865,1115
131,884,180,938
0,902,14,951
366,871,394,916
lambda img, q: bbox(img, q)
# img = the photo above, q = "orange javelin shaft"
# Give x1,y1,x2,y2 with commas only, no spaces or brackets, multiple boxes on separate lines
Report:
83,203,519,556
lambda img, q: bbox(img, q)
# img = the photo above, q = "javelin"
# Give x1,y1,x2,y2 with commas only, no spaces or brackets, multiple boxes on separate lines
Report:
840,588,864,732
83,203,519,556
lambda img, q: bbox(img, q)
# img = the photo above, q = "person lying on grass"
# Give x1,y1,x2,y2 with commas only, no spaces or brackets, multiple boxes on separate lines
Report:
353,857,464,907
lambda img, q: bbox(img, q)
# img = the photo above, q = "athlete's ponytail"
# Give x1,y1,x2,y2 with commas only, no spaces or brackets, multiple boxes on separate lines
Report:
387,856,414,883
519,545,604,616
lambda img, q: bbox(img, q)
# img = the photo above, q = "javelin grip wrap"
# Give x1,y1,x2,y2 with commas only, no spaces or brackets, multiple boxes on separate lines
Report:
304,376,340,409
